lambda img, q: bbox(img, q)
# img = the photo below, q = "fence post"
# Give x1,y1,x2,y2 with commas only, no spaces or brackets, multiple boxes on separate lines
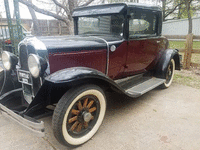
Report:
183,33,193,69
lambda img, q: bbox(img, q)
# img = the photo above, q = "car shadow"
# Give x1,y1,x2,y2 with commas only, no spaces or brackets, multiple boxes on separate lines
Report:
106,86,162,113
41,87,163,149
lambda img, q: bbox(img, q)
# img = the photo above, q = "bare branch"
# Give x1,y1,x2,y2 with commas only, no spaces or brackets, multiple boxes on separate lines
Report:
35,0,54,5
51,0,71,20
19,0,70,25
80,0,95,7
165,1,185,18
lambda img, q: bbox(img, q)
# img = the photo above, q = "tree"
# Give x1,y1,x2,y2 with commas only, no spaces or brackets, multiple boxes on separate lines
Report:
162,0,185,21
108,0,139,3
172,0,199,19
162,0,200,34
19,0,104,35
184,0,193,34
27,0,41,35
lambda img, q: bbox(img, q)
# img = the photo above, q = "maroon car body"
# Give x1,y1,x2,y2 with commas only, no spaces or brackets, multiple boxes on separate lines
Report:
0,3,180,147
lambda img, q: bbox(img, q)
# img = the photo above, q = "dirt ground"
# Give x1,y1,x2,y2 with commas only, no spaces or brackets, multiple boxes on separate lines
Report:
174,67,200,89
0,83,200,150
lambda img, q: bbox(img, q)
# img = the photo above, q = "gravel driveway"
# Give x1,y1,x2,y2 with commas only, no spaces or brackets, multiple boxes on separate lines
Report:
0,83,200,150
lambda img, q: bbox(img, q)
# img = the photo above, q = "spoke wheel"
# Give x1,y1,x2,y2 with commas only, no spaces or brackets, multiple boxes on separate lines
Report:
52,84,106,147
67,96,99,137
161,59,175,88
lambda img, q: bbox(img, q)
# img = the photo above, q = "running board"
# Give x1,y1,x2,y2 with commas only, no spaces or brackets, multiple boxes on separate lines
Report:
125,78,166,97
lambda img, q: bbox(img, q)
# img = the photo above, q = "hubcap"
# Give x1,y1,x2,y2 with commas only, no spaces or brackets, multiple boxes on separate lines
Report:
83,112,93,122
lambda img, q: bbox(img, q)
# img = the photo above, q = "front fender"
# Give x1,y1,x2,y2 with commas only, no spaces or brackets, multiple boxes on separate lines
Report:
0,62,21,96
24,67,125,115
45,67,125,94
155,49,180,78
46,67,110,83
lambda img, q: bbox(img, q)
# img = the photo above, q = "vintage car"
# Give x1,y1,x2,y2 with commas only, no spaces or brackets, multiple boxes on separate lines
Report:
0,3,180,147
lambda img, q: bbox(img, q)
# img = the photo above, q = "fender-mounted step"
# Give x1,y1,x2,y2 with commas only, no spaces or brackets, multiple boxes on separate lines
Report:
125,77,166,97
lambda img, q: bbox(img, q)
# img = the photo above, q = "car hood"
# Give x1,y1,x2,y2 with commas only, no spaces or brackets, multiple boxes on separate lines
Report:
32,35,124,53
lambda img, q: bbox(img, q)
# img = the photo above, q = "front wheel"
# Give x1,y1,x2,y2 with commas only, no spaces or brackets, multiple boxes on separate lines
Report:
52,84,106,147
161,59,175,88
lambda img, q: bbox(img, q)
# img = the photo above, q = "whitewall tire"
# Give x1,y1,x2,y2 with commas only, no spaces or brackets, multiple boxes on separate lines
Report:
52,84,106,147
161,59,175,88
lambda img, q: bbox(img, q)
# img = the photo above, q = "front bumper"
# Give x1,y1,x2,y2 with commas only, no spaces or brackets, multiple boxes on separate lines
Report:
0,58,45,137
0,103,45,137
0,88,45,137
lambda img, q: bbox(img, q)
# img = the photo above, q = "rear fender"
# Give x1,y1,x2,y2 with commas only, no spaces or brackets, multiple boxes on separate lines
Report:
155,49,180,78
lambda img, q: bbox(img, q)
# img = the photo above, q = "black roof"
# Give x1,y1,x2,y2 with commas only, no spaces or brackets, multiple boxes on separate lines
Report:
72,3,162,17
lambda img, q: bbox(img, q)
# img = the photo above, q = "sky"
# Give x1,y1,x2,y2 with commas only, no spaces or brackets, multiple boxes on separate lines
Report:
0,0,162,20
0,0,54,19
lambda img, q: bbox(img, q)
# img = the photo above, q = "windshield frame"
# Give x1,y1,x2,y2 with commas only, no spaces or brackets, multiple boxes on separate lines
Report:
74,14,127,39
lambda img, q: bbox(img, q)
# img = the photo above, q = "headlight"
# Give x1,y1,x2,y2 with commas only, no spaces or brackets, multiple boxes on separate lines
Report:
2,51,18,71
28,54,47,78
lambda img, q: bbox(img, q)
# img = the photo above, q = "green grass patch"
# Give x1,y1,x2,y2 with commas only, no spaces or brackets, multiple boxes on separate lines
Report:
178,52,200,64
173,73,200,89
192,53,200,64
169,41,200,49
169,41,200,64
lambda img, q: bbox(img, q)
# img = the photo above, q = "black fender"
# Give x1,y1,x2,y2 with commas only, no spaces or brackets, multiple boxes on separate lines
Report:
0,62,22,97
0,64,4,95
0,62,22,111
155,49,180,79
24,67,125,116
45,67,126,95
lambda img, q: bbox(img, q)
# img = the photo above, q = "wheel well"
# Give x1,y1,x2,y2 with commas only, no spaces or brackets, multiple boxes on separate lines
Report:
49,78,121,105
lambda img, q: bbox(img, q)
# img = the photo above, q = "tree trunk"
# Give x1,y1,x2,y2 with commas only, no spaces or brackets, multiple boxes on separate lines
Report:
162,0,166,21
27,0,41,36
185,0,192,34
178,3,182,19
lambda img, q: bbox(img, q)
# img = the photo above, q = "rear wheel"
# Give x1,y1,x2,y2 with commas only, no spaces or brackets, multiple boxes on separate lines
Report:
52,84,106,147
161,59,175,88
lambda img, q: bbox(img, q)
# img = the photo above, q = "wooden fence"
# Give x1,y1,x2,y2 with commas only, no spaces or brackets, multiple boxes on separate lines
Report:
0,18,70,36
165,34,200,69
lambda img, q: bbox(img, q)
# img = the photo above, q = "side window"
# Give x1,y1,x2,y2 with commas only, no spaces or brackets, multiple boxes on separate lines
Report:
129,11,157,38
78,17,99,34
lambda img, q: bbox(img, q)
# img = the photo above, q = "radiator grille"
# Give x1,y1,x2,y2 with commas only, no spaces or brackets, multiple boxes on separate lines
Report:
19,45,29,70
19,44,40,102
19,45,36,70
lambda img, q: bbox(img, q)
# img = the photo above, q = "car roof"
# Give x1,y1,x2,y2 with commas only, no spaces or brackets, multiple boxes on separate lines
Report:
72,3,161,17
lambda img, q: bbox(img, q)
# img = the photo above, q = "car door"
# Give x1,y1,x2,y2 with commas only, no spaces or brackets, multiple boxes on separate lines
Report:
125,9,160,76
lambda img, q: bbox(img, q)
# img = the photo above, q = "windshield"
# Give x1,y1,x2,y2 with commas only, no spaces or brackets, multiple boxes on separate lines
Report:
78,15,124,37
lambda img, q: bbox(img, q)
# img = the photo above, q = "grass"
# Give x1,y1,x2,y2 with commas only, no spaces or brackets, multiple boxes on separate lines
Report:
169,41,200,64
173,71,200,89
169,41,200,49
169,41,200,89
